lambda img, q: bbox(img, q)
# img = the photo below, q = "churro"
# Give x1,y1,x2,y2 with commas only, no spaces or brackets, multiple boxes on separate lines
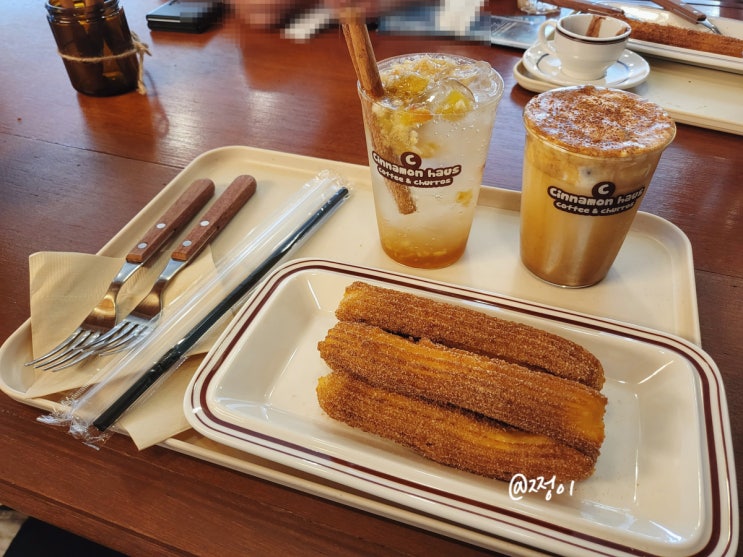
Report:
618,16,743,58
318,321,606,458
316,371,596,481
335,281,605,389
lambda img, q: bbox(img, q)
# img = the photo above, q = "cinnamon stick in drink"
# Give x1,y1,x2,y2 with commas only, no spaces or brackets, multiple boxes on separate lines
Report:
341,16,383,99
341,11,417,215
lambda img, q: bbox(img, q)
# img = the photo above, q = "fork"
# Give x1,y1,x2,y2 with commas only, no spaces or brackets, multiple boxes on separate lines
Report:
66,174,258,367
26,178,216,370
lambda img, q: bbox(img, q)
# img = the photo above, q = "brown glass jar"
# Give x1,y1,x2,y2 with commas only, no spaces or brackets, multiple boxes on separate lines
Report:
46,0,140,96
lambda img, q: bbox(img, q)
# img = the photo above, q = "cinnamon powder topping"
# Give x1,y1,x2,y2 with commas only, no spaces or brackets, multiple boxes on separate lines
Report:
523,86,676,157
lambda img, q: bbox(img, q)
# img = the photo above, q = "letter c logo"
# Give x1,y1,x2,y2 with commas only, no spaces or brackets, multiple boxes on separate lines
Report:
592,181,615,198
401,152,422,169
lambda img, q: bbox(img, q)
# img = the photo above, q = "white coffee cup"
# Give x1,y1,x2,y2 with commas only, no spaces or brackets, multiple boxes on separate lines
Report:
537,14,631,80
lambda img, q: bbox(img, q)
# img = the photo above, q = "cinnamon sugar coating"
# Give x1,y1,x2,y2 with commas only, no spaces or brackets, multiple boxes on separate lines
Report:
523,86,675,158
318,321,606,458
316,371,596,481
335,281,605,389
316,281,608,481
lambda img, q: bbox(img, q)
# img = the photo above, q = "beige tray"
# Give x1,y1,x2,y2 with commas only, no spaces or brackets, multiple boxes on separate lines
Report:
0,146,706,553
513,57,743,136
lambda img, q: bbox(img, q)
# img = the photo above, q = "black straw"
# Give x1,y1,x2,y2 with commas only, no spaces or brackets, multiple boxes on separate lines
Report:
93,187,349,432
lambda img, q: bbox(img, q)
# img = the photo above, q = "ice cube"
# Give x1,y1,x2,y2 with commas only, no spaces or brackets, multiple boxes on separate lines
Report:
451,61,499,102
423,78,476,116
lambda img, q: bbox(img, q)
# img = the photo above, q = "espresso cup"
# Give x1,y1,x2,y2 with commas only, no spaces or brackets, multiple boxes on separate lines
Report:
537,14,631,81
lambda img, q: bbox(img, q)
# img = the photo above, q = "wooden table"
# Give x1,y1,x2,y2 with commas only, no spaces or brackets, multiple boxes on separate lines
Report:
1,1,740,555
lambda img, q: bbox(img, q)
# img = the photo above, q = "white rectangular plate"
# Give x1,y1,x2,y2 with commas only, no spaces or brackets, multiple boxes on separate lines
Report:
613,4,743,75
184,258,737,557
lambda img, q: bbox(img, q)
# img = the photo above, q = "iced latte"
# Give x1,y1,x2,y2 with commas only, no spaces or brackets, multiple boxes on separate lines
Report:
520,86,676,287
359,54,503,269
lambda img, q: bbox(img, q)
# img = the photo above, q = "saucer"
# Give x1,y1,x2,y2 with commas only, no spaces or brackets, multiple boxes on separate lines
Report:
521,44,650,89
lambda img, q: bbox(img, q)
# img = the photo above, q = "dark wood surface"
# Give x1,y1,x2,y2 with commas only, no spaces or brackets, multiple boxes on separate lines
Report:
1,1,740,555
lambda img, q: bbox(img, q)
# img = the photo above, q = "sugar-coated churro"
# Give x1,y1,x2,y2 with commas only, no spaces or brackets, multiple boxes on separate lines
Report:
318,321,606,458
317,371,596,481
335,281,605,389
618,15,743,58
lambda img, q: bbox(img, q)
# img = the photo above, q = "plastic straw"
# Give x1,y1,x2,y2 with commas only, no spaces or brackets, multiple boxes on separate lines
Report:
39,171,351,444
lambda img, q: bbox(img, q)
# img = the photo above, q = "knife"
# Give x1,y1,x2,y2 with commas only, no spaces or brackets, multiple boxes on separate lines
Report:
649,0,721,34
100,178,217,302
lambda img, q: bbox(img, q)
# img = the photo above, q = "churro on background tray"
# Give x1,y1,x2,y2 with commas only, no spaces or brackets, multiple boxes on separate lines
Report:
615,15,743,58
317,281,608,482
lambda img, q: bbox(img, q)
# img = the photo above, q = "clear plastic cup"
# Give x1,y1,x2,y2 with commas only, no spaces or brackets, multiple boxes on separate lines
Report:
520,85,676,287
359,54,504,269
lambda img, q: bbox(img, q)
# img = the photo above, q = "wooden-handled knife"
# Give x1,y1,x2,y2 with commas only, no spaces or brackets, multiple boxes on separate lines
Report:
650,0,721,33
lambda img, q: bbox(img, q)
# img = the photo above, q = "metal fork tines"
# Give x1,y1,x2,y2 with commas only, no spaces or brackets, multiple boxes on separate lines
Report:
85,258,193,357
25,178,216,371
76,174,258,365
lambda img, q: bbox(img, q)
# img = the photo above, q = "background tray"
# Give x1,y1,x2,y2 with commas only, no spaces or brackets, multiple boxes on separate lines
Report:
0,146,713,553
513,57,743,136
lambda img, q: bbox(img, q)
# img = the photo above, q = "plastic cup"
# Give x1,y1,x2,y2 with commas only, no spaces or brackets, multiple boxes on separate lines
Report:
358,53,504,269
520,85,676,287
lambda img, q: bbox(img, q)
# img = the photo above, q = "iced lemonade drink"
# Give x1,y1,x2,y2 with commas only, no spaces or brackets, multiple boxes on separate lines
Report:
520,86,676,287
359,54,504,269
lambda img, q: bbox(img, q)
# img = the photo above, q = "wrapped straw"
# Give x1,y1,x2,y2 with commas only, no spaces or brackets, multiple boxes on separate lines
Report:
38,171,350,446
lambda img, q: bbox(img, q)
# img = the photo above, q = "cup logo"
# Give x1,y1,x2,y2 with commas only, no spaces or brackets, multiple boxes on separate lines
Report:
372,151,462,188
549,182,645,216
401,151,422,169
592,181,615,198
